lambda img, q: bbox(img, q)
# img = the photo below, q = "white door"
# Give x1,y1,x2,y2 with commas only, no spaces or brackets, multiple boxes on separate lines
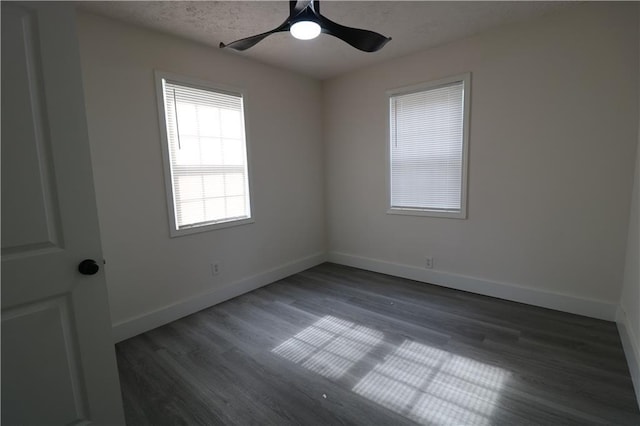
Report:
1,2,125,424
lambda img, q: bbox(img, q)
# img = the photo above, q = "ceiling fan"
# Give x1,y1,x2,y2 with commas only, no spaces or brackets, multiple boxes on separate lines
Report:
220,0,391,52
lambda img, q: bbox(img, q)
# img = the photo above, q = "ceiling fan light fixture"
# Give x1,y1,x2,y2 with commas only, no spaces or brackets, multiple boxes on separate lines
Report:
290,20,321,40
220,1,391,52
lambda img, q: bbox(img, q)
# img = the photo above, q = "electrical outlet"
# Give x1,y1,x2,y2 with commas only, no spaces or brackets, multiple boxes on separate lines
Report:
425,256,434,269
211,262,220,276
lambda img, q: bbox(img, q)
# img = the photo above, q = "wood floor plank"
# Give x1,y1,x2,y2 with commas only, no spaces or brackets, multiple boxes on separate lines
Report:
305,265,622,346
445,338,637,424
309,264,620,335
196,306,418,425
280,274,523,343
116,263,640,425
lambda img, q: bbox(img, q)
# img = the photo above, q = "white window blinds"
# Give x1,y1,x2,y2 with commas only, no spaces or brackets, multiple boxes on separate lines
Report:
390,79,467,214
162,79,251,230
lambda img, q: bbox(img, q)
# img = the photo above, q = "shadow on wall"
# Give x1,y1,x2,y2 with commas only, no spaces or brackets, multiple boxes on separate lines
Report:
272,315,510,426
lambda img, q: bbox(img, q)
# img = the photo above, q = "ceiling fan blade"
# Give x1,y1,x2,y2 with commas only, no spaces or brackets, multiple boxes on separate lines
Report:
290,0,308,15
317,14,391,52
220,22,290,51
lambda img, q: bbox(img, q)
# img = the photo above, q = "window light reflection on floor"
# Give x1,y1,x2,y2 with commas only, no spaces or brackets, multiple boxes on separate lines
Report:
353,341,509,426
272,316,510,426
272,316,383,379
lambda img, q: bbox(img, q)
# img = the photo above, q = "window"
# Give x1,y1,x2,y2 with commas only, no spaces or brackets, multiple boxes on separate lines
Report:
388,73,470,219
155,72,253,236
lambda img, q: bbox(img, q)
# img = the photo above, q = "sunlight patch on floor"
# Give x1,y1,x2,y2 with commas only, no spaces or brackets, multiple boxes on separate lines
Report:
353,341,509,425
272,315,383,379
272,316,509,425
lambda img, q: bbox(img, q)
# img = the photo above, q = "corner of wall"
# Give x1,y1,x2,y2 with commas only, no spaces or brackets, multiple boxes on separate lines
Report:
616,306,640,408
616,3,640,408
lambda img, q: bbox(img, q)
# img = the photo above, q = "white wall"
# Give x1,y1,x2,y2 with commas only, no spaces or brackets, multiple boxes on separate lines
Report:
324,2,638,317
618,6,640,403
77,13,325,338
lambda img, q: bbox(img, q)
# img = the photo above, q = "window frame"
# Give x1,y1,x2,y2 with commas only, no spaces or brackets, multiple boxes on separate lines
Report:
154,70,255,237
386,73,471,220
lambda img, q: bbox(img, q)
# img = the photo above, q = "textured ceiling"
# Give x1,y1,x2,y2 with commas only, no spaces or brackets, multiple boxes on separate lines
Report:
78,1,576,80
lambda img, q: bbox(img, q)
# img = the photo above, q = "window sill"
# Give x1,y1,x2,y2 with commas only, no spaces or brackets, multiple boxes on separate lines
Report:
387,208,466,220
169,217,255,238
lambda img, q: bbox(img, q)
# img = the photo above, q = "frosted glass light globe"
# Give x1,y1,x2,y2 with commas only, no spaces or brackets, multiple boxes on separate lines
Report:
290,21,321,40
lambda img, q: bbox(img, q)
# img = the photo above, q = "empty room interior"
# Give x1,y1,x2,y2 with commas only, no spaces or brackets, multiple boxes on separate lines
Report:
2,1,640,425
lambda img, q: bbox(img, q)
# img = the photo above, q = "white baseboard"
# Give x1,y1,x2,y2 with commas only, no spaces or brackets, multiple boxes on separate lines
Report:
616,307,640,408
328,251,618,321
112,252,327,342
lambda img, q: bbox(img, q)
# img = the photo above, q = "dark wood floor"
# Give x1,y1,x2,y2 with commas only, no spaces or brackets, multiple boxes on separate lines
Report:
116,263,640,425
